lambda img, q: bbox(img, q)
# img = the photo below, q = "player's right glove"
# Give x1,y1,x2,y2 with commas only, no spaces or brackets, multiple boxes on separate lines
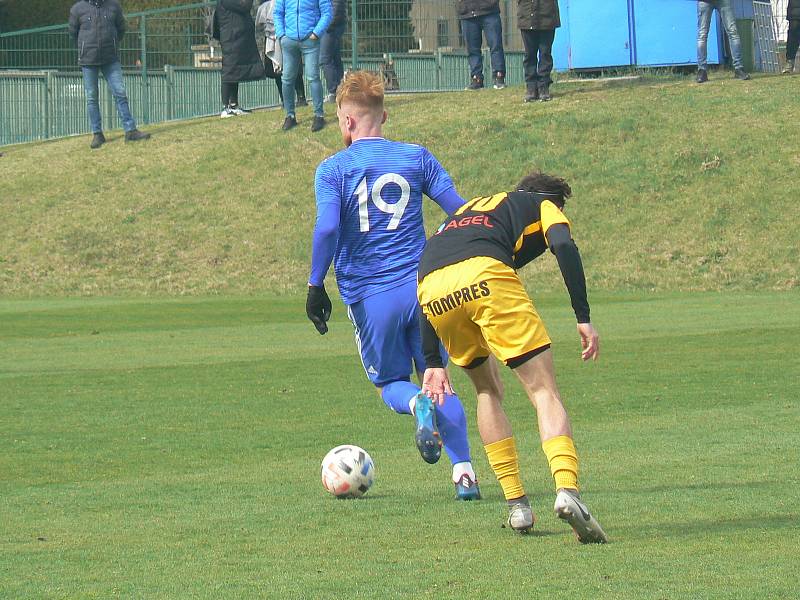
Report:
306,284,332,335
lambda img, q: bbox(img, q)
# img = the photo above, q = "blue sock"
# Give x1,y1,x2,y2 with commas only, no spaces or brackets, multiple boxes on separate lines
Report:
380,380,418,415
436,393,472,465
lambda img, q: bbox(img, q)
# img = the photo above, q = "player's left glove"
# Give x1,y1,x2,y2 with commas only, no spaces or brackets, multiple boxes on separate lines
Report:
306,284,332,335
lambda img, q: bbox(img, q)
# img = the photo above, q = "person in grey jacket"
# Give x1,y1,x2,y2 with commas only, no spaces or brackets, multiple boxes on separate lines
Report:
457,0,506,90
518,0,560,102
68,0,150,148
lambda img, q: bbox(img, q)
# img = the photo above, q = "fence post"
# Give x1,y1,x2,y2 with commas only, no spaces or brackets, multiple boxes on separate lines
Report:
436,48,442,91
45,70,53,139
165,64,174,121
350,0,357,70
140,14,150,124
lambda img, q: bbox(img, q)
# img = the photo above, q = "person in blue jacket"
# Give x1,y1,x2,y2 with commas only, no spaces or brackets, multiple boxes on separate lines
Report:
274,0,332,132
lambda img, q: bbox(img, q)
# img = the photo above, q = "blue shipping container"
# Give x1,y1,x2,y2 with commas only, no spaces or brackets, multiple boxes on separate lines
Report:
552,0,722,70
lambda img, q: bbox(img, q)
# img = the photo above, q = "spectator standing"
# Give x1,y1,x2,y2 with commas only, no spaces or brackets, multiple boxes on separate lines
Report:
320,0,347,102
518,0,560,102
215,0,266,118
784,0,800,73
274,0,332,132
255,0,308,104
457,0,506,90
696,0,750,82
68,0,150,149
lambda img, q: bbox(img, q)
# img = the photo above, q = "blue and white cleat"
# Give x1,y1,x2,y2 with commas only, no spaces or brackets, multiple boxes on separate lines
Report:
414,392,442,464
454,473,481,501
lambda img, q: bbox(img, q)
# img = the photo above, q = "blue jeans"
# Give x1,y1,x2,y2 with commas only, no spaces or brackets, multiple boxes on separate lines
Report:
697,0,743,70
460,12,506,79
320,22,346,95
81,61,136,133
280,36,323,117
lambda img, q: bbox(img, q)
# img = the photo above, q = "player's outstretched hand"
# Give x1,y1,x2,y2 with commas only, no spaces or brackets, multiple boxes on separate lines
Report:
421,368,453,406
577,322,599,361
306,284,332,335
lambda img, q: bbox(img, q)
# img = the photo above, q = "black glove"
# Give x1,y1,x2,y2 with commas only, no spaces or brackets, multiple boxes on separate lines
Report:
306,284,332,335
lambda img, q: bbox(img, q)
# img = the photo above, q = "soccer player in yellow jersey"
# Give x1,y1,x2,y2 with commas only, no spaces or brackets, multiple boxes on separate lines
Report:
417,170,607,542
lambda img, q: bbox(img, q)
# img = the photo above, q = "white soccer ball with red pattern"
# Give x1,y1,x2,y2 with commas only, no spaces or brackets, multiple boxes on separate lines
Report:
321,445,375,498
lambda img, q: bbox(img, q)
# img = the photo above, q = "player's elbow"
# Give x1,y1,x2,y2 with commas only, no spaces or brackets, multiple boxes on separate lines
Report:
315,221,339,240
549,237,574,256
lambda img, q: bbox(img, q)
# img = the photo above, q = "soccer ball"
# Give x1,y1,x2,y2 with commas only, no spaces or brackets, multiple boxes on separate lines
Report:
321,445,375,499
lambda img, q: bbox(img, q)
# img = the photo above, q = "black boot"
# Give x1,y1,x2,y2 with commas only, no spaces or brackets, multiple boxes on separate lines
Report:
538,81,551,102
524,84,539,103
90,132,106,149
125,129,151,142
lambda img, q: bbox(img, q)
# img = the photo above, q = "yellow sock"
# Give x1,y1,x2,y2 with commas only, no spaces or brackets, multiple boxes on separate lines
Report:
542,435,579,491
484,437,525,500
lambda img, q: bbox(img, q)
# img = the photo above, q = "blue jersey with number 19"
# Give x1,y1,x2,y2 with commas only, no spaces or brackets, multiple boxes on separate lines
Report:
311,137,463,305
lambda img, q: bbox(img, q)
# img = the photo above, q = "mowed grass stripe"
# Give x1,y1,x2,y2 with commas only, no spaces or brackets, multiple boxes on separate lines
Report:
1,291,797,598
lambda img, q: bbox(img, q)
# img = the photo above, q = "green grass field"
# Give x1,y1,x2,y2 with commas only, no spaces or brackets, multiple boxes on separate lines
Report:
2,292,798,599
1,72,799,598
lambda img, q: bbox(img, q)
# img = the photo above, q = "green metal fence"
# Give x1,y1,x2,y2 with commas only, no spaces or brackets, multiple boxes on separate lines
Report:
0,1,526,146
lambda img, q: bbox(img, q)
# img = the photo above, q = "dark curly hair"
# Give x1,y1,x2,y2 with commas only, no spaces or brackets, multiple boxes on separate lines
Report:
515,171,572,207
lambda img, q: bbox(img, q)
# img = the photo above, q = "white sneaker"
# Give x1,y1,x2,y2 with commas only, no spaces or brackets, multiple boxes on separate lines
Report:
554,489,608,543
230,105,252,115
507,499,535,533
220,107,235,118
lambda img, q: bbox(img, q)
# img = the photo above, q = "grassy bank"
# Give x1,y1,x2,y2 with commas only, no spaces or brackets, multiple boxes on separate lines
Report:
1,73,798,297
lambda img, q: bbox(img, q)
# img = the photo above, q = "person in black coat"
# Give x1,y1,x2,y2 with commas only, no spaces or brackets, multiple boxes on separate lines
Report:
784,0,800,73
68,0,150,148
215,0,265,117
517,0,560,102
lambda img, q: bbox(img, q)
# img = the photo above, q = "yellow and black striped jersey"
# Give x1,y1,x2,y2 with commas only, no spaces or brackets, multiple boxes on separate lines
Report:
418,191,570,279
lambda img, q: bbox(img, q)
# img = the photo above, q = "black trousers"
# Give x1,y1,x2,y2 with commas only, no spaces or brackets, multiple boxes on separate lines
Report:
222,81,239,106
273,71,306,104
788,20,800,61
520,29,555,88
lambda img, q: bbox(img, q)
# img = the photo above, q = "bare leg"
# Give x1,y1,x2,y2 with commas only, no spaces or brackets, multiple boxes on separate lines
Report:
462,357,513,445
511,349,572,442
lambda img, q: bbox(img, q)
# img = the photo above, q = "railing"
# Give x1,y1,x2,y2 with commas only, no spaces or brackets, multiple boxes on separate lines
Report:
0,0,526,72
0,1,528,146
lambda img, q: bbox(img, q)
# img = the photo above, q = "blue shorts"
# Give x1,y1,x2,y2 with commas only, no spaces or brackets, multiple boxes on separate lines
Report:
346,279,446,387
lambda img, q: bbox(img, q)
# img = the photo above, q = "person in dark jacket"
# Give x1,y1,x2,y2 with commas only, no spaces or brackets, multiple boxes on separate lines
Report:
784,0,800,73
68,0,150,148
457,0,506,90
215,0,266,118
274,0,332,132
320,0,346,102
518,0,560,102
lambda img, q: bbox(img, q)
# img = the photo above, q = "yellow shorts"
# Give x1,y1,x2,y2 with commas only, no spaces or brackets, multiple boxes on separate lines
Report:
418,256,551,368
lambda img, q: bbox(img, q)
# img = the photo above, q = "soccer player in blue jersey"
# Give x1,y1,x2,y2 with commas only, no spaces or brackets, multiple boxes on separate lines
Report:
306,70,481,500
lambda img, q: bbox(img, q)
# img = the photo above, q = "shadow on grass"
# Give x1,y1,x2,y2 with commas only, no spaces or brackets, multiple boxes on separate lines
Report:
611,513,796,541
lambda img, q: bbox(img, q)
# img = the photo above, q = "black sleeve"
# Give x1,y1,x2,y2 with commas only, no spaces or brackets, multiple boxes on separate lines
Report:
68,6,80,42
547,223,590,323
419,309,445,369
115,3,126,37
